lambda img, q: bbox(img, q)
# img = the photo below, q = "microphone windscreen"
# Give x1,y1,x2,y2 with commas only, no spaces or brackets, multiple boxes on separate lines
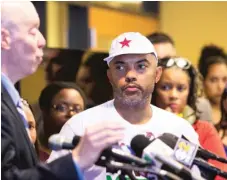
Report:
157,133,178,149
130,135,150,157
48,134,66,150
72,135,80,146
130,133,179,158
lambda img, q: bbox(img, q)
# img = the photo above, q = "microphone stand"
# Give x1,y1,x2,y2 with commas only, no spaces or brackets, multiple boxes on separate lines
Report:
194,158,227,179
106,160,183,180
106,160,137,180
119,169,137,180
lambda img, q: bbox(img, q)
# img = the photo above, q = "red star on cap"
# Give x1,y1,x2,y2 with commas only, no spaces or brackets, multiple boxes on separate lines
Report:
119,38,131,48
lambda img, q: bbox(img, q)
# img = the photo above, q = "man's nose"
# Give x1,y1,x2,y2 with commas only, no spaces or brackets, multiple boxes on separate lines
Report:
38,30,46,49
125,69,137,83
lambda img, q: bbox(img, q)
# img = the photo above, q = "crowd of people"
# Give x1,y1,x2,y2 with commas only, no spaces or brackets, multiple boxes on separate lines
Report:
1,1,227,180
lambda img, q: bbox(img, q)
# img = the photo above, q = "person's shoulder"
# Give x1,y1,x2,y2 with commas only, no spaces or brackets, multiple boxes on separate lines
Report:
197,97,210,104
196,97,211,108
66,100,115,126
152,105,199,143
151,105,195,129
152,105,188,123
194,120,216,133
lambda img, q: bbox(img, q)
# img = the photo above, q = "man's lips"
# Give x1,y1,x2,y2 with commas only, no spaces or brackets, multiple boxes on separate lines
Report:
125,87,139,92
123,85,141,92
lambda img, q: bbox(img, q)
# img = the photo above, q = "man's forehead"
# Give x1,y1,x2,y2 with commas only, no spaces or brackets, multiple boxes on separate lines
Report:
1,2,39,27
2,2,30,15
111,53,155,64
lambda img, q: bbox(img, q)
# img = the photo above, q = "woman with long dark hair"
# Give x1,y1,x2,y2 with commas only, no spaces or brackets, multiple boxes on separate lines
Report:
198,45,227,126
218,84,227,155
152,57,227,179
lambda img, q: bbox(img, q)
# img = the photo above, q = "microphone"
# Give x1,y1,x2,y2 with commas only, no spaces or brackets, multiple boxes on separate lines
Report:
48,134,75,150
159,133,227,164
48,134,148,167
193,158,227,178
150,133,227,179
131,135,205,180
49,134,183,180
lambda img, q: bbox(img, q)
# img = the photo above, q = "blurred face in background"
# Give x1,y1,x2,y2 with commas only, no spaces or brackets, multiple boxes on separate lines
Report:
223,96,227,113
155,67,190,114
221,86,227,122
44,88,85,136
22,101,37,144
204,63,227,105
45,61,62,84
76,65,94,99
220,90,227,145
153,42,176,59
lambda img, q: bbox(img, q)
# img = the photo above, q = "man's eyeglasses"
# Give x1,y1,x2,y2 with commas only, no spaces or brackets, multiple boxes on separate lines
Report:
52,103,83,114
158,57,191,70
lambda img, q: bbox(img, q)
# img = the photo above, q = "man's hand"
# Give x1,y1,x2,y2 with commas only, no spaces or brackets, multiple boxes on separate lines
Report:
72,121,125,170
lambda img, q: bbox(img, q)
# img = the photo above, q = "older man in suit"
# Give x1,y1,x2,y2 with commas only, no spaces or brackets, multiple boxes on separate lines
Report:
1,2,125,180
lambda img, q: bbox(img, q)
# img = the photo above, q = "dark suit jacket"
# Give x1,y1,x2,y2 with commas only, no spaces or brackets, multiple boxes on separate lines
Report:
1,85,81,180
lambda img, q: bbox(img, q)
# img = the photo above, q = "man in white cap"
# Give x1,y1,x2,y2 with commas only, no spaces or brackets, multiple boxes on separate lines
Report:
48,32,199,179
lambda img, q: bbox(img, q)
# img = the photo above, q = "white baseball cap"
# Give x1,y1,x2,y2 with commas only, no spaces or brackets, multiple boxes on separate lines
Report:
104,32,158,65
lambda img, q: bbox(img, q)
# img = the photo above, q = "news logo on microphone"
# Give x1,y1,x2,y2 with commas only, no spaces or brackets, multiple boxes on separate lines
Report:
173,136,198,167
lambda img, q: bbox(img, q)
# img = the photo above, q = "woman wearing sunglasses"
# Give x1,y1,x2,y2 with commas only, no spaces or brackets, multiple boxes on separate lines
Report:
38,81,86,162
152,57,227,178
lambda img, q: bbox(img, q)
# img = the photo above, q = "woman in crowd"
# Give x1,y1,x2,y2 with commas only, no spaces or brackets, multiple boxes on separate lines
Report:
218,85,227,155
21,99,39,155
198,45,227,125
38,81,86,161
152,57,227,178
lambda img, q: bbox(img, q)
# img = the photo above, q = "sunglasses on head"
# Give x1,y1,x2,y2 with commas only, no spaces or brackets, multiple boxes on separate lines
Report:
158,57,191,70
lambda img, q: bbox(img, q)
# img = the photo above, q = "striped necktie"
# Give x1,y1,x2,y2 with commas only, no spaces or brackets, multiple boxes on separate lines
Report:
16,99,31,140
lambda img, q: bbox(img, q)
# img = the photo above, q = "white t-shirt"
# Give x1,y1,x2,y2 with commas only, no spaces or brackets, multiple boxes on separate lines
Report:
48,100,199,180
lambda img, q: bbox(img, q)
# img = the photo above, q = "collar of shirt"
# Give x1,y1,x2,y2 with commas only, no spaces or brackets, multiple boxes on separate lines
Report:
1,73,21,106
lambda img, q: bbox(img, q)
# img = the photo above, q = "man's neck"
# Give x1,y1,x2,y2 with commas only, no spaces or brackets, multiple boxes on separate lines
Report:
114,99,152,125
1,65,20,84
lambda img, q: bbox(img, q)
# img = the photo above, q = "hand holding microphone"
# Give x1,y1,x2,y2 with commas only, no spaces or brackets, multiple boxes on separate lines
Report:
49,127,148,168
49,121,125,170
72,121,126,170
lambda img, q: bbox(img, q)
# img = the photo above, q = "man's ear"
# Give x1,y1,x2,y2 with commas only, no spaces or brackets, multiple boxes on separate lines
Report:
155,66,162,83
107,69,113,86
1,28,11,50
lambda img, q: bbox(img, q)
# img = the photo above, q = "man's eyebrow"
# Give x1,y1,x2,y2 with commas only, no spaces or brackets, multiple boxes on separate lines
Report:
114,60,125,65
136,59,150,64
113,59,151,65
